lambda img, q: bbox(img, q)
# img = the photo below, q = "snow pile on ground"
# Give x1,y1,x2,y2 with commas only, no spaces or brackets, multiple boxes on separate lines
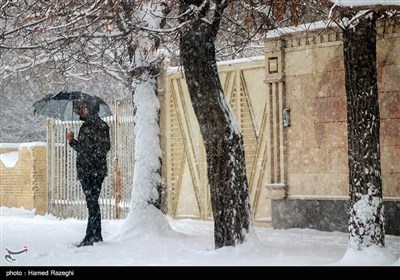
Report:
336,245,397,266
117,205,181,241
0,207,36,218
1,207,399,266
391,258,400,266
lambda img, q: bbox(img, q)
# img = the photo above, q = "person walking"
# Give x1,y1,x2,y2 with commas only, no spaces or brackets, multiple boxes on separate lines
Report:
66,100,111,247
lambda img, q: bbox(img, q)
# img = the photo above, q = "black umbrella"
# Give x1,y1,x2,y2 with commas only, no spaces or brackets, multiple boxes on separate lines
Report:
33,91,113,121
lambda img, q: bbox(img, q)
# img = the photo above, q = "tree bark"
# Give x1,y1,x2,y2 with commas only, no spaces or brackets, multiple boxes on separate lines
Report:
179,8,251,248
342,14,385,250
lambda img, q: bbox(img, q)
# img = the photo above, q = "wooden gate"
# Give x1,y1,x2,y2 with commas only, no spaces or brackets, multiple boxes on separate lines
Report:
46,100,134,219
163,57,272,225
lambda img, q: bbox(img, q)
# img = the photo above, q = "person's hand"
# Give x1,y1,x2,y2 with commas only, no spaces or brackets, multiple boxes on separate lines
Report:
66,131,74,142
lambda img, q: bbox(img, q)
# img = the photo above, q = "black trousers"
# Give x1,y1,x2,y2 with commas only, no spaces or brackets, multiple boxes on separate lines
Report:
80,176,104,242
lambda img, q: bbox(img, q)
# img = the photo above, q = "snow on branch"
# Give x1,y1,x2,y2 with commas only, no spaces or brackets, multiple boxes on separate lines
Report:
330,0,400,11
132,21,188,35
327,0,400,29
1,18,46,38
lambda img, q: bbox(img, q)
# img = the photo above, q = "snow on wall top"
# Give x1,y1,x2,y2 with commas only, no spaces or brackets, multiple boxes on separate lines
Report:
217,55,265,66
266,21,330,39
332,0,400,6
0,142,46,168
18,142,47,150
267,2,399,38
0,142,47,150
167,56,265,74
0,143,20,149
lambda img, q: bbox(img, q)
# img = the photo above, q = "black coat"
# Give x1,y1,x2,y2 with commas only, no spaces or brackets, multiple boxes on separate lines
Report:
69,115,111,180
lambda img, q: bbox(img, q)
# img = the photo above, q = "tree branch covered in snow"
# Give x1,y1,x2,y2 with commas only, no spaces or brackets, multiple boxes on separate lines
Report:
325,0,400,29
331,0,400,11
0,1,178,82
1,0,320,75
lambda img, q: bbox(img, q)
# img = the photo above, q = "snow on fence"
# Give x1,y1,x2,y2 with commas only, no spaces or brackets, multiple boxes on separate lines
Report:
46,99,134,219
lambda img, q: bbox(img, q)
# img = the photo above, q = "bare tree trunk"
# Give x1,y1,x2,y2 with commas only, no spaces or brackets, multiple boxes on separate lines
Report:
180,9,251,248
343,14,385,250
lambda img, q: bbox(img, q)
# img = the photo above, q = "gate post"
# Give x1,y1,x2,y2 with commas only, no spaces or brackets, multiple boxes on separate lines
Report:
114,158,122,219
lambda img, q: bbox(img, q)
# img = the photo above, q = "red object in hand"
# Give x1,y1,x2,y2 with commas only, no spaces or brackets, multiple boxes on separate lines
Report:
66,131,74,142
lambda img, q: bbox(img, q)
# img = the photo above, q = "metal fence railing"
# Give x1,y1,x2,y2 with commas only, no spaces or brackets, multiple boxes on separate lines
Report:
46,99,134,219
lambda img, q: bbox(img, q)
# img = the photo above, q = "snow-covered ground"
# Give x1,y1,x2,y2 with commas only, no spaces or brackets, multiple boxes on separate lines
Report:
1,207,399,266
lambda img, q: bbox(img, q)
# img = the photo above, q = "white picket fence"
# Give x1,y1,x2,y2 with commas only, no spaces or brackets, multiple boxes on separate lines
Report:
46,100,134,219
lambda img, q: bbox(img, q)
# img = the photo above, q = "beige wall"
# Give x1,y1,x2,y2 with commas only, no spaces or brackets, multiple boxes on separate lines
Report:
378,25,400,197
0,145,47,214
163,58,272,225
270,22,400,198
282,30,348,196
